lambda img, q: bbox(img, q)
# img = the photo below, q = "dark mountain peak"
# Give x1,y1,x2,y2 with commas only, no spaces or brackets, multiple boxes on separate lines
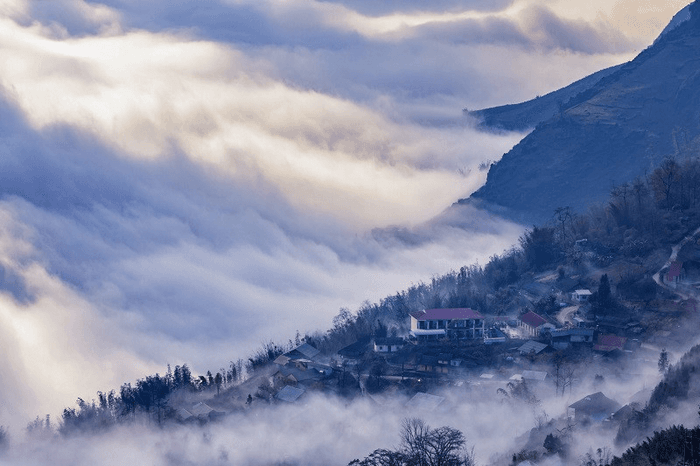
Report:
466,1,700,224
468,1,698,133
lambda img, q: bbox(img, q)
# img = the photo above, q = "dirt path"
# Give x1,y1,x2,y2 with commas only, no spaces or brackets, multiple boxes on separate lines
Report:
556,305,580,326
652,225,700,300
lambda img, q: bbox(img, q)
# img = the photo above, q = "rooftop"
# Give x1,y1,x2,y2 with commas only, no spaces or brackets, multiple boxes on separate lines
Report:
668,261,683,279
520,311,548,328
594,334,627,352
276,385,305,403
569,392,620,414
518,340,549,355
286,343,320,360
522,370,548,381
411,308,483,321
406,392,445,411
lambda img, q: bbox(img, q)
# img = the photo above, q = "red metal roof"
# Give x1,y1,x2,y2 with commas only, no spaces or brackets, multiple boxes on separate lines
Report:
520,311,547,328
411,308,483,321
594,334,627,352
668,261,682,280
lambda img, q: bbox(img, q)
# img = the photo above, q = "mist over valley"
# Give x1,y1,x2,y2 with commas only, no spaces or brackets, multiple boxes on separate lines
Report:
1,1,700,465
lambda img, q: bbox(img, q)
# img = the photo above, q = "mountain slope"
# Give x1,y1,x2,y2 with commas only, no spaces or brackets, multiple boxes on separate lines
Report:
466,1,700,224
466,64,622,132
468,3,692,133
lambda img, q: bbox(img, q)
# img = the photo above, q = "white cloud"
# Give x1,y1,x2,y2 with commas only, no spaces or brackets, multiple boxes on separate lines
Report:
0,0,686,433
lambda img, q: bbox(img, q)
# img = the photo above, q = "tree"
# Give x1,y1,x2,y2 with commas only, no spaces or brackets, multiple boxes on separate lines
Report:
227,361,237,385
351,418,475,466
659,348,670,374
214,372,223,396
581,447,612,466
519,226,560,271
349,449,405,466
544,433,566,456
0,425,8,453
598,274,612,307
650,157,680,209
593,274,614,317
367,360,387,393
374,320,388,339
554,206,573,239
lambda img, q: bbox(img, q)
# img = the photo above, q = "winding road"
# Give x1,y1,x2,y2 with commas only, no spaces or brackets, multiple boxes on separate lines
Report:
652,225,700,300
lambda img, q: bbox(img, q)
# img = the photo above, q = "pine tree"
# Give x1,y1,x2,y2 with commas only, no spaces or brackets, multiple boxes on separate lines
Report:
659,348,670,374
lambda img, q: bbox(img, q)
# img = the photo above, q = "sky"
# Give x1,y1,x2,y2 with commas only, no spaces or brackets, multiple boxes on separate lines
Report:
0,0,691,431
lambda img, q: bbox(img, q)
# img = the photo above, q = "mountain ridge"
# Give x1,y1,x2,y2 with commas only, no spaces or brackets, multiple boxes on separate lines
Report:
464,1,700,225
468,2,693,134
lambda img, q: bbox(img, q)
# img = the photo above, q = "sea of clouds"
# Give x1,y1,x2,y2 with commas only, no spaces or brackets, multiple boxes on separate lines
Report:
0,0,686,435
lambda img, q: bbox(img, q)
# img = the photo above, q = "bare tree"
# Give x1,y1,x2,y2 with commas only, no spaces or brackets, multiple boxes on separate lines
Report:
351,419,475,466
554,206,573,240
400,418,475,466
650,157,680,209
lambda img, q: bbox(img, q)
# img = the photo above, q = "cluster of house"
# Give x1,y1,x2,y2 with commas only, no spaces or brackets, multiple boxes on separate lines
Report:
406,306,632,358
270,343,336,402
176,401,226,422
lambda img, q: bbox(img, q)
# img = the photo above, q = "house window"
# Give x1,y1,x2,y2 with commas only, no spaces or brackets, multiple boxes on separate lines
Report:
429,321,437,330
419,321,426,329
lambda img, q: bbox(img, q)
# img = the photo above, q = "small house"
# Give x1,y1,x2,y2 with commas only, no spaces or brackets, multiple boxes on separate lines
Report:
550,328,594,350
519,311,548,337
417,355,439,372
272,366,328,387
337,337,371,362
521,370,548,382
275,385,305,403
593,334,627,354
406,392,445,411
572,289,592,303
373,337,406,353
285,343,320,361
568,392,620,423
190,402,225,421
518,340,550,356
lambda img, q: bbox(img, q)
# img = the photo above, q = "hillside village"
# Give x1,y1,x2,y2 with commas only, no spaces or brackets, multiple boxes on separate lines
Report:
113,178,700,466
36,152,700,466
173,225,700,434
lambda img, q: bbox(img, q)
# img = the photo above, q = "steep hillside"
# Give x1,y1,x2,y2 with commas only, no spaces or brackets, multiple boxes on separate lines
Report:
467,3,692,134
466,1,700,224
466,64,621,132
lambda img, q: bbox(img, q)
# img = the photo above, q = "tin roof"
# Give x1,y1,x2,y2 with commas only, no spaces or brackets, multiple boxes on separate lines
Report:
276,385,305,403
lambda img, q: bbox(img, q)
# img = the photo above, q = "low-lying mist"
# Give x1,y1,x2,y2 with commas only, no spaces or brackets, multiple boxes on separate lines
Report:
0,347,670,466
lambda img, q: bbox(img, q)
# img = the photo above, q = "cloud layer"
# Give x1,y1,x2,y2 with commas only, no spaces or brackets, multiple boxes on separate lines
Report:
0,0,688,429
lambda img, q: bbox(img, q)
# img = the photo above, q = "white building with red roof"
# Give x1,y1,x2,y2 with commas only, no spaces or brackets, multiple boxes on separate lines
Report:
519,311,549,337
409,308,485,341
